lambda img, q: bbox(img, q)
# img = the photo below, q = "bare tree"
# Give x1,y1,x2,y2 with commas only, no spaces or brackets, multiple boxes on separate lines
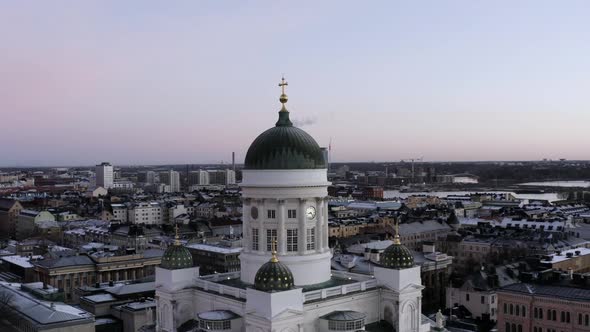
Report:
0,290,14,314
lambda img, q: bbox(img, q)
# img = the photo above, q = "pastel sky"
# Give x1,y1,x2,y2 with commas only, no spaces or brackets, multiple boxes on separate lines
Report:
1,1,589,167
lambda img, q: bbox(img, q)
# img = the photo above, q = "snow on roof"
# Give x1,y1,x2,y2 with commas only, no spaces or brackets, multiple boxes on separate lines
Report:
185,243,242,254
540,247,590,264
1,255,43,268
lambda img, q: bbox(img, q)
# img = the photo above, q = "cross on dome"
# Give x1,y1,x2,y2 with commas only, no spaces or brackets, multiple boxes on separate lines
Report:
278,76,289,110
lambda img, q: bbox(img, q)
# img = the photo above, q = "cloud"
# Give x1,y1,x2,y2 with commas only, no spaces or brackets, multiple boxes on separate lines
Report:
292,116,318,127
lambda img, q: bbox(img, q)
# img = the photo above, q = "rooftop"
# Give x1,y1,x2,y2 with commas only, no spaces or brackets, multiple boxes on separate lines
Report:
500,283,590,302
1,255,43,268
0,282,94,327
185,243,242,254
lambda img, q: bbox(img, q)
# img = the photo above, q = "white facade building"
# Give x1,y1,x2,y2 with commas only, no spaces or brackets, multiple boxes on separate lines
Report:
96,162,114,189
155,81,439,332
129,202,163,224
160,170,181,192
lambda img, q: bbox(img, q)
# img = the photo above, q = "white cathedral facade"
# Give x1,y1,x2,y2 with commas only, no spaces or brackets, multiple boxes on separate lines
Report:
155,79,439,332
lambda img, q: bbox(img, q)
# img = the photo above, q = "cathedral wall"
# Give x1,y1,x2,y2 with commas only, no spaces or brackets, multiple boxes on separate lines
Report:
192,289,247,318
301,289,381,331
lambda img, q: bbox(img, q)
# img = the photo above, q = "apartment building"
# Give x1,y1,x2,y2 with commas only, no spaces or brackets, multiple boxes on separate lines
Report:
498,283,590,332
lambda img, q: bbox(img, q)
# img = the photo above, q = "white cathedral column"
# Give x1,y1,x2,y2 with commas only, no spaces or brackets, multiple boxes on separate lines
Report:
315,197,323,253
278,199,286,255
323,198,329,251
258,199,265,254
298,198,307,254
243,198,251,253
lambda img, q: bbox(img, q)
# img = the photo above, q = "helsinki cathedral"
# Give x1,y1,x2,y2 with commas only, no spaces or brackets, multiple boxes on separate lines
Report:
155,79,442,332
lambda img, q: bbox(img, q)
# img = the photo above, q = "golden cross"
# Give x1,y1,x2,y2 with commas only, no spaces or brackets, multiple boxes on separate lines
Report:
271,239,278,262
393,219,401,244
174,223,180,245
279,76,288,95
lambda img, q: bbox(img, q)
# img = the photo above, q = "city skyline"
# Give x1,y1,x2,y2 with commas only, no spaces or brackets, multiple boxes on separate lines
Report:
2,1,590,166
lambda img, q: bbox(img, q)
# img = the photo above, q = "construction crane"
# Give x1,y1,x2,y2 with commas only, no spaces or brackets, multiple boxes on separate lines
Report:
400,157,423,182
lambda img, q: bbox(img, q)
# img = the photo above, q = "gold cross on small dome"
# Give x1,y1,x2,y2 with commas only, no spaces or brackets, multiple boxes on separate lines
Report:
278,76,288,94
271,239,279,262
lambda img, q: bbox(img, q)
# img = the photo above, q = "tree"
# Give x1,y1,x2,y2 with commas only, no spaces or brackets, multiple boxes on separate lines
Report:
0,289,15,327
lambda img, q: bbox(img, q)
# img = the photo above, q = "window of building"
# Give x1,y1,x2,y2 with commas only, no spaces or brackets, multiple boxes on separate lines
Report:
252,228,259,251
539,308,543,319
510,304,514,315
566,311,570,323
585,314,589,326
267,209,276,219
306,228,315,250
579,313,582,325
288,209,297,219
466,293,470,301
481,296,484,304
534,308,538,318
287,229,298,252
552,310,557,321
328,318,364,330
504,303,507,314
561,311,566,322
266,229,277,251
521,305,526,318
198,319,231,330
515,305,520,316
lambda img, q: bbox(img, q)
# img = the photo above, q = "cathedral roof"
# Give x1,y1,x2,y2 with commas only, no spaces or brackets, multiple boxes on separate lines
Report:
244,78,326,170
254,245,295,292
160,226,193,270
380,227,415,269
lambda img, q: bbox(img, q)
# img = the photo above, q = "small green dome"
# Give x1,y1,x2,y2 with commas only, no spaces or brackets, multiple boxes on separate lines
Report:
254,255,295,292
380,239,415,269
160,244,193,270
244,110,326,170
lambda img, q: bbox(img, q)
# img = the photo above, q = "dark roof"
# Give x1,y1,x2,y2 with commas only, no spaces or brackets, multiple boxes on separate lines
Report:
500,283,590,301
34,255,94,269
320,310,366,321
244,110,326,170
380,240,415,269
160,244,193,270
0,198,20,211
254,255,295,292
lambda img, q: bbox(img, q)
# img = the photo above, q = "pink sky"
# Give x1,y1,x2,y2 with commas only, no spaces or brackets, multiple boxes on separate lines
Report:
1,1,589,166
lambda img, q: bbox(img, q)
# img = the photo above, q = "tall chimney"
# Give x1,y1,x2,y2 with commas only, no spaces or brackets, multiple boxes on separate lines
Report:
232,152,236,173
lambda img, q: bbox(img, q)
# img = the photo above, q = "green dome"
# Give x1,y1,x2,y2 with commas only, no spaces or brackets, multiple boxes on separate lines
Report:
254,255,295,292
244,110,326,170
160,244,194,270
380,238,415,269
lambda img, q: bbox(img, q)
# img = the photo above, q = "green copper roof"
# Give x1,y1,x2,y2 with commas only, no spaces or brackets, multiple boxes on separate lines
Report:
244,110,326,170
380,242,415,269
160,244,194,270
254,257,295,292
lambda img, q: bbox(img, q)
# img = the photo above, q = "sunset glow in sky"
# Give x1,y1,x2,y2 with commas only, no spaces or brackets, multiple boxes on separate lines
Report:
1,1,589,166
